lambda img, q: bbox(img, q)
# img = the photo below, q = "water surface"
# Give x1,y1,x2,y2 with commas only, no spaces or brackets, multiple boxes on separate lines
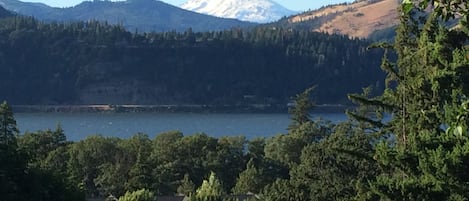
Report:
15,112,347,141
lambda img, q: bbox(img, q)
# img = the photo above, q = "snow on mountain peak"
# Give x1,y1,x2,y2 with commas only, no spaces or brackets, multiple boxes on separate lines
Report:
180,0,295,23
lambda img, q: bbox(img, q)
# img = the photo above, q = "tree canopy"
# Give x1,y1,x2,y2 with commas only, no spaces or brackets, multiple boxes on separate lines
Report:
0,15,384,106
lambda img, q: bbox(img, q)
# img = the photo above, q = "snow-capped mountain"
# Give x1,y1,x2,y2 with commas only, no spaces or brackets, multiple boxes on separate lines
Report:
0,0,254,32
181,0,296,23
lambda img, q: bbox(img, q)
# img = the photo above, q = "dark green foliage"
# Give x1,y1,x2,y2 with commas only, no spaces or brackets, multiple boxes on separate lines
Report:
68,135,122,197
232,159,263,194
118,189,155,201
191,172,224,201
261,179,306,201
288,86,315,128
261,119,376,201
150,131,185,195
177,174,196,196
0,102,84,201
265,119,332,168
260,85,375,200
260,1,469,199
0,101,17,147
213,136,247,192
0,16,384,106
412,0,469,23
0,101,23,201
246,138,265,162
349,1,469,200
0,101,372,200
126,134,153,192
18,124,67,167
244,137,287,191
264,87,331,169
289,122,377,201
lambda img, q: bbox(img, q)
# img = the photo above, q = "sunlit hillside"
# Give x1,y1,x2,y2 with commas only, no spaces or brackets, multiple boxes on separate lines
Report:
281,0,399,38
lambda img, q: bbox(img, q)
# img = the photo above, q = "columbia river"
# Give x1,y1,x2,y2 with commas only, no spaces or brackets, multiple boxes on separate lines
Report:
15,112,348,141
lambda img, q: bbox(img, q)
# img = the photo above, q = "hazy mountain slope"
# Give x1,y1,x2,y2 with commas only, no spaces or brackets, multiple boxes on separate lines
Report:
275,0,399,38
0,0,59,17
0,5,13,17
181,0,295,23
0,0,253,32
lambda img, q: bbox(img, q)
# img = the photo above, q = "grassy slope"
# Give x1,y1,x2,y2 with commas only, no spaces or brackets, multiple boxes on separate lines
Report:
287,0,399,38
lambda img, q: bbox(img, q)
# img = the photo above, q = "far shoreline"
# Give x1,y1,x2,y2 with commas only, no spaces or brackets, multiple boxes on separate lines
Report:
11,104,352,114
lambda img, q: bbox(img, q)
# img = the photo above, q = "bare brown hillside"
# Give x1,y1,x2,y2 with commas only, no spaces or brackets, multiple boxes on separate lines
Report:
286,0,400,38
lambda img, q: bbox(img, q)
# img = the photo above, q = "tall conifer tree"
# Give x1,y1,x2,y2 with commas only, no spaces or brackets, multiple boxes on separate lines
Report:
350,1,469,200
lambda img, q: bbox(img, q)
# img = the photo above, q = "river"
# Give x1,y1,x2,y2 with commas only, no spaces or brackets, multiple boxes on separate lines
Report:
14,112,348,141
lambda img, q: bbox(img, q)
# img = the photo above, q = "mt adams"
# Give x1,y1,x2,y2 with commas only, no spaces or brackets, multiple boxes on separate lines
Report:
181,0,296,23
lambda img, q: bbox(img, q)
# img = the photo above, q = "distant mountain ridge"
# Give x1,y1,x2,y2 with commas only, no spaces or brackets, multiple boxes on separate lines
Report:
0,0,254,32
181,0,295,23
274,0,400,39
0,5,13,17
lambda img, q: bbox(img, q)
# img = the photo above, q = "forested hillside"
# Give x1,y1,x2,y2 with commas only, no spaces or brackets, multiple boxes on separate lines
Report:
0,16,384,106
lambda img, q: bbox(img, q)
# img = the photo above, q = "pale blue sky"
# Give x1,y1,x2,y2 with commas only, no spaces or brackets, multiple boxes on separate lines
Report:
19,0,350,12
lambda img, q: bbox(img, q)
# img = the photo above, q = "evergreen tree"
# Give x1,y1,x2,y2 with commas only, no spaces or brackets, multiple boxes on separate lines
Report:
177,174,195,196
288,86,316,129
0,101,18,148
18,124,67,168
260,179,306,201
0,101,23,201
351,2,469,200
192,172,224,201
118,189,155,201
232,159,263,194
127,146,153,191
290,122,377,201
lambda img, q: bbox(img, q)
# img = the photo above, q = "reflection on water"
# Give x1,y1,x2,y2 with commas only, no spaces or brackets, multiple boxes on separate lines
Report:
15,112,347,141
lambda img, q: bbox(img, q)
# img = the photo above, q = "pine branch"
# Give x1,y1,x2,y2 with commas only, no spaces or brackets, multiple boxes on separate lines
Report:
346,111,385,128
348,94,395,112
